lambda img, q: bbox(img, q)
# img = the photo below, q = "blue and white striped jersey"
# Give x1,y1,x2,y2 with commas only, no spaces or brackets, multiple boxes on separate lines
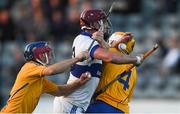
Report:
63,31,102,111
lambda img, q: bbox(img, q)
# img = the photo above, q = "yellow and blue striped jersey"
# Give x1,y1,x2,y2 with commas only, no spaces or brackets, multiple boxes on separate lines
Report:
96,48,137,113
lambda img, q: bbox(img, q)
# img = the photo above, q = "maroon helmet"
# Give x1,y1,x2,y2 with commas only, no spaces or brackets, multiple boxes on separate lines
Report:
80,9,109,30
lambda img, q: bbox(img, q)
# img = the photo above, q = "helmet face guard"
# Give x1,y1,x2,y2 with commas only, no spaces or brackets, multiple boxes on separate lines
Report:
101,18,112,41
24,41,54,66
33,45,54,66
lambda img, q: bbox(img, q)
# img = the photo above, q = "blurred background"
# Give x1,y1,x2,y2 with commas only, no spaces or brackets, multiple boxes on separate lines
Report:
0,0,180,113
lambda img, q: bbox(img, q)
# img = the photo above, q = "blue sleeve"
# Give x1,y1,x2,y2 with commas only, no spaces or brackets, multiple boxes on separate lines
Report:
89,45,100,59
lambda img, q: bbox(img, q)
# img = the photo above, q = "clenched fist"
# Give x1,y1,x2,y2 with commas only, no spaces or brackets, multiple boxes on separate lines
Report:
113,32,134,48
78,72,91,85
76,51,89,62
92,31,104,42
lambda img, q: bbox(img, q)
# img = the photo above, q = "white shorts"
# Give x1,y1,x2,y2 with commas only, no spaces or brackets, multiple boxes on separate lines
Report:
53,97,85,113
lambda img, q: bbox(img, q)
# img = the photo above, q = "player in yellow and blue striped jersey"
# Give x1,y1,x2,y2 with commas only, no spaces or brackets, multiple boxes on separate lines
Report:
86,32,137,113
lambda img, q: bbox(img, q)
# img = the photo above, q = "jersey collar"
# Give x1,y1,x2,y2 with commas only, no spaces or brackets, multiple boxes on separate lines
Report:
80,30,92,38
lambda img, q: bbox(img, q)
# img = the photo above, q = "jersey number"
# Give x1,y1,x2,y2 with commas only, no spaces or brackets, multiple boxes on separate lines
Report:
117,70,132,90
72,46,75,58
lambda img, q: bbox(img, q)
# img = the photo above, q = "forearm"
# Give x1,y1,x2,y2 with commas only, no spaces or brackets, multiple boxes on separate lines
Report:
44,58,79,75
56,80,81,96
111,53,137,64
98,40,109,50
94,48,137,64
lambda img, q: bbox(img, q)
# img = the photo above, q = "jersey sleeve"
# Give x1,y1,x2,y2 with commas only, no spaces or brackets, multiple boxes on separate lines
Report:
23,62,46,78
38,66,46,77
89,40,100,59
32,65,46,77
43,78,59,94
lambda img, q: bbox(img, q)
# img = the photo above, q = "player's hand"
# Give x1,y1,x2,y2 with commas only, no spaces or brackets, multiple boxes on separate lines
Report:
113,32,133,48
136,54,144,67
92,31,104,43
78,72,91,85
121,32,133,42
76,51,89,62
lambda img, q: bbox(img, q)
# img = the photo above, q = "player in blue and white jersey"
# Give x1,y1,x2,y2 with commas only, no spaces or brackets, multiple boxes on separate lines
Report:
53,9,144,113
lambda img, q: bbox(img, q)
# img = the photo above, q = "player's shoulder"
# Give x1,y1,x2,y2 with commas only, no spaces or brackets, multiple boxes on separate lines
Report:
23,62,35,69
25,61,40,67
76,34,93,42
73,34,96,47
22,62,45,71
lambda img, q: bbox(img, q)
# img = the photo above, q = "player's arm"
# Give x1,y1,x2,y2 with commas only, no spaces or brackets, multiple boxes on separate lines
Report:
93,47,143,65
96,37,109,49
43,51,89,76
52,72,91,96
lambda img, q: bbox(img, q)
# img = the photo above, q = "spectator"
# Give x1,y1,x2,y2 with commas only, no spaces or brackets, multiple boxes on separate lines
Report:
66,8,80,37
31,8,49,39
161,37,180,75
50,10,67,41
0,8,16,42
80,0,92,11
44,0,68,21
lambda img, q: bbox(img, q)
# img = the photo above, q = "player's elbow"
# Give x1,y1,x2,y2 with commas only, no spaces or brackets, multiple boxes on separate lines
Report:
101,53,113,62
54,91,64,97
55,90,69,97
94,48,113,62
43,68,54,76
53,91,64,97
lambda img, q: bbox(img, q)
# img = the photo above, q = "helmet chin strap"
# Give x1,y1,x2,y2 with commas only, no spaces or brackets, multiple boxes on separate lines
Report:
81,26,99,31
45,53,49,65
35,53,49,66
81,26,92,30
36,59,46,66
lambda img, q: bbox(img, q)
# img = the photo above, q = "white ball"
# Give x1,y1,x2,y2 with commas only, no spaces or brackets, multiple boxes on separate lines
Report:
85,72,91,78
118,43,126,50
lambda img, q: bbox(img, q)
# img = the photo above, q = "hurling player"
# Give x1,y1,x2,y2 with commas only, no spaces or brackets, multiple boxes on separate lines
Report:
86,32,137,113
0,41,91,113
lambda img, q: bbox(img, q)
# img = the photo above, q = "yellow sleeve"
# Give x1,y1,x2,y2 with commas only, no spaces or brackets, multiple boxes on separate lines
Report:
23,62,46,78
34,65,46,77
40,66,46,77
43,78,59,94
28,65,46,77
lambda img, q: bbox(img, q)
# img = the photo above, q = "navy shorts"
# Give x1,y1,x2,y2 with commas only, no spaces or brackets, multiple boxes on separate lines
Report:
86,100,124,113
